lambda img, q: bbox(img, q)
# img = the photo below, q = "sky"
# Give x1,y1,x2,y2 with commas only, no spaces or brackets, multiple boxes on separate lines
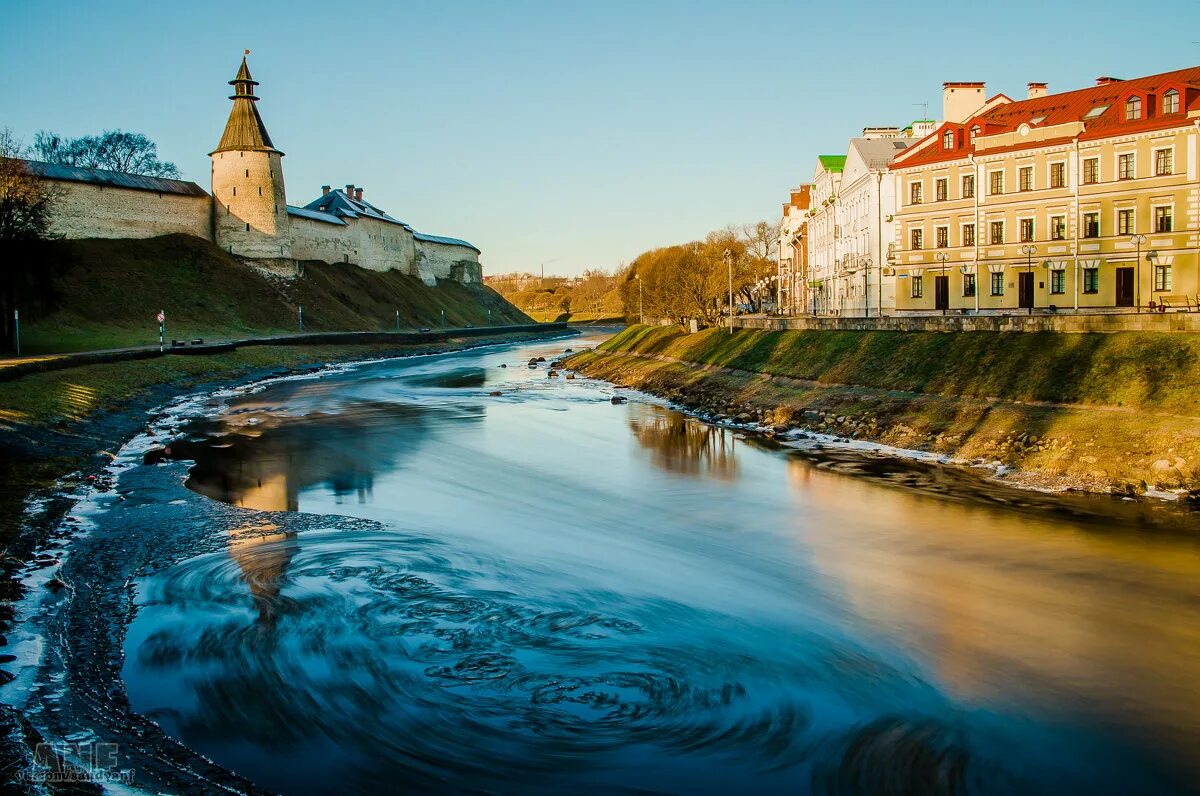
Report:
3,0,1200,276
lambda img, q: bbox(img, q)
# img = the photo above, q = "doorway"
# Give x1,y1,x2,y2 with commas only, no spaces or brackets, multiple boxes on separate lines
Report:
1116,267,1135,307
1018,271,1034,310
935,275,949,311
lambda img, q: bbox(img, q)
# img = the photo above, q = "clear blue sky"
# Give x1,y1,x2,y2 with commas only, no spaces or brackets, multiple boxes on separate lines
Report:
4,0,1199,276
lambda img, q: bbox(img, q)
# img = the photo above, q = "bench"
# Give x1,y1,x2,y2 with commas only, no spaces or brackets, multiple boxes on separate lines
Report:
1149,295,1195,312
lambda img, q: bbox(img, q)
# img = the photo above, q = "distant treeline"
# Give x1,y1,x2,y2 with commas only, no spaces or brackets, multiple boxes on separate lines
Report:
493,220,781,325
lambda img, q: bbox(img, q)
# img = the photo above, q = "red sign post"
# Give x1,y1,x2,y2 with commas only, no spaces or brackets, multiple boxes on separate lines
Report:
157,310,165,352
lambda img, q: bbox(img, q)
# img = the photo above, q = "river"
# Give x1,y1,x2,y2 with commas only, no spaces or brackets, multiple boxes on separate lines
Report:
21,330,1200,794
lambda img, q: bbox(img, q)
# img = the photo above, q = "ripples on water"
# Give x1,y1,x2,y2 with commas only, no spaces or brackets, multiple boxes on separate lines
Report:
118,333,1200,794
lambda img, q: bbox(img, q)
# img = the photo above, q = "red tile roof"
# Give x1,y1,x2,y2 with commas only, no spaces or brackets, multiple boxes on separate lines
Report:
892,65,1200,170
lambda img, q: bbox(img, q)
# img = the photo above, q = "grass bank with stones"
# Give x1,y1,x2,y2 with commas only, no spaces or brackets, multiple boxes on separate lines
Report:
565,325,1200,500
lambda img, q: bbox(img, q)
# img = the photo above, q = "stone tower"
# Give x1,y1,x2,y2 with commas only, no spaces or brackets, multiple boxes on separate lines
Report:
211,55,292,261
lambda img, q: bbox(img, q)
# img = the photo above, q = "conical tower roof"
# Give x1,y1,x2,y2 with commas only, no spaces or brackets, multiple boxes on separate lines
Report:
211,55,282,155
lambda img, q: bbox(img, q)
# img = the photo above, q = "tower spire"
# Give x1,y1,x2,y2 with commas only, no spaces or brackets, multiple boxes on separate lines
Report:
211,52,280,155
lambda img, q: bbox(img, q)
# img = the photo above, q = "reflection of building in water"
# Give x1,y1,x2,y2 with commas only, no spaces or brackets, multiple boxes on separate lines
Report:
629,406,737,480
149,400,443,511
227,523,299,627
783,455,1200,769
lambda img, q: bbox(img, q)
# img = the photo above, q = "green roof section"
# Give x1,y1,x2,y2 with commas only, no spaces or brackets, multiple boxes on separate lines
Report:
818,155,846,172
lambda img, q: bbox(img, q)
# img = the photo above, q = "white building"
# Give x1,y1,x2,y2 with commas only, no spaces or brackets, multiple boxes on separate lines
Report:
806,126,928,316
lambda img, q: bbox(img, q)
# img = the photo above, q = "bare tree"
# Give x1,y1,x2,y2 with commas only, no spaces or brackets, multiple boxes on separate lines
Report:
32,129,181,178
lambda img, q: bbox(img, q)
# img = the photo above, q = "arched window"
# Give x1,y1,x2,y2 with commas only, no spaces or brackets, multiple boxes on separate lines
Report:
1124,96,1142,121
969,126,980,144
942,130,955,149
1162,89,1180,114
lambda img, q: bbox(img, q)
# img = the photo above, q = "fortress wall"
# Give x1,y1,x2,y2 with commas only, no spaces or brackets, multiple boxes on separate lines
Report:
47,181,211,241
291,216,416,274
291,216,355,264
416,239,481,286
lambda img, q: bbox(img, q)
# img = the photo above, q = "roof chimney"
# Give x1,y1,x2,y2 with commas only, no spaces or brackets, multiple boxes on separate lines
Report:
943,82,987,124
321,185,331,196
1027,82,1048,99
1095,76,1122,86
354,187,363,202
345,184,354,197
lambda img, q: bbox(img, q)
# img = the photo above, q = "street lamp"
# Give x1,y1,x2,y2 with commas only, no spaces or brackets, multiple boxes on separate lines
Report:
1020,244,1037,315
635,273,643,325
935,252,950,315
724,248,734,334
1130,234,1147,313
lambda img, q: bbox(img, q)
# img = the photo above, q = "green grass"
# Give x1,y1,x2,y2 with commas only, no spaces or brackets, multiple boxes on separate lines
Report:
598,325,1200,414
13,235,531,354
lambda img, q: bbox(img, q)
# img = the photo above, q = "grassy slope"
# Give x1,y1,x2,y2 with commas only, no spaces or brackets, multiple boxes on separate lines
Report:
18,235,530,354
596,325,1200,414
570,325,1200,494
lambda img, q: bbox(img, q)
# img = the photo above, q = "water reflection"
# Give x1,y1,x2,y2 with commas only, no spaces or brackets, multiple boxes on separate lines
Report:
118,334,1200,795
629,404,738,479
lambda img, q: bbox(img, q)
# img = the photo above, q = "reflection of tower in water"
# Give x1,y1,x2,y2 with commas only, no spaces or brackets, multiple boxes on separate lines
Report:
629,406,737,480
226,523,299,628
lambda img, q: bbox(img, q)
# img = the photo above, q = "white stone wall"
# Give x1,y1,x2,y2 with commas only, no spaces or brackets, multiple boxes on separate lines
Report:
291,214,417,274
415,239,481,286
46,181,211,241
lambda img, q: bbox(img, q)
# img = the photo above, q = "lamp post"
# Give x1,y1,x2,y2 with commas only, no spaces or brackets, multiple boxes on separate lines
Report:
724,248,733,334
1020,244,1037,315
1130,233,1147,312
636,273,643,325
935,252,950,315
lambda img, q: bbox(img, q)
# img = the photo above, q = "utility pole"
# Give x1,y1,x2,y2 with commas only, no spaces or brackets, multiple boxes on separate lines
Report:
298,305,304,331
636,274,643,324
13,310,19,357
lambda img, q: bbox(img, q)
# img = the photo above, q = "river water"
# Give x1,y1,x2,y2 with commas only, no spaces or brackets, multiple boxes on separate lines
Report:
51,330,1200,794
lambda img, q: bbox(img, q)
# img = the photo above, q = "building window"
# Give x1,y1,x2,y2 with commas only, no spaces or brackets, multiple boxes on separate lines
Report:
1050,270,1065,294
989,221,1004,244
936,226,949,248
1083,158,1099,184
989,171,1004,195
962,223,975,246
232,186,236,196
970,126,980,143
1050,162,1065,188
1125,96,1142,120
962,174,975,198
911,274,924,298
911,228,923,249
1019,166,1033,192
1155,264,1173,291
963,273,976,297
1050,216,1066,240
1083,267,1099,293
991,271,1004,296
942,130,955,149
1118,153,1135,180
258,186,262,196
1019,218,1034,242
245,222,250,232
1154,148,1173,176
1163,89,1180,114
1118,209,1134,235
1155,205,1173,233
910,182,923,204
936,178,948,201
1083,212,1100,238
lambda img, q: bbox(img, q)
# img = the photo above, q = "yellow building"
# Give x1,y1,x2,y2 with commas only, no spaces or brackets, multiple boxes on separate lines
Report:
890,68,1200,314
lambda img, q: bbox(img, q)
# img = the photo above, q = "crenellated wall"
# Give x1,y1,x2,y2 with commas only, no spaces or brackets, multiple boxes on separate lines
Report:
46,181,211,241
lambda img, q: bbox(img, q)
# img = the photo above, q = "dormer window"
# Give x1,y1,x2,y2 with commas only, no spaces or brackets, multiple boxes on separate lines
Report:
1162,89,1180,114
1083,104,1109,120
942,130,955,149
969,126,980,143
1124,96,1142,121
